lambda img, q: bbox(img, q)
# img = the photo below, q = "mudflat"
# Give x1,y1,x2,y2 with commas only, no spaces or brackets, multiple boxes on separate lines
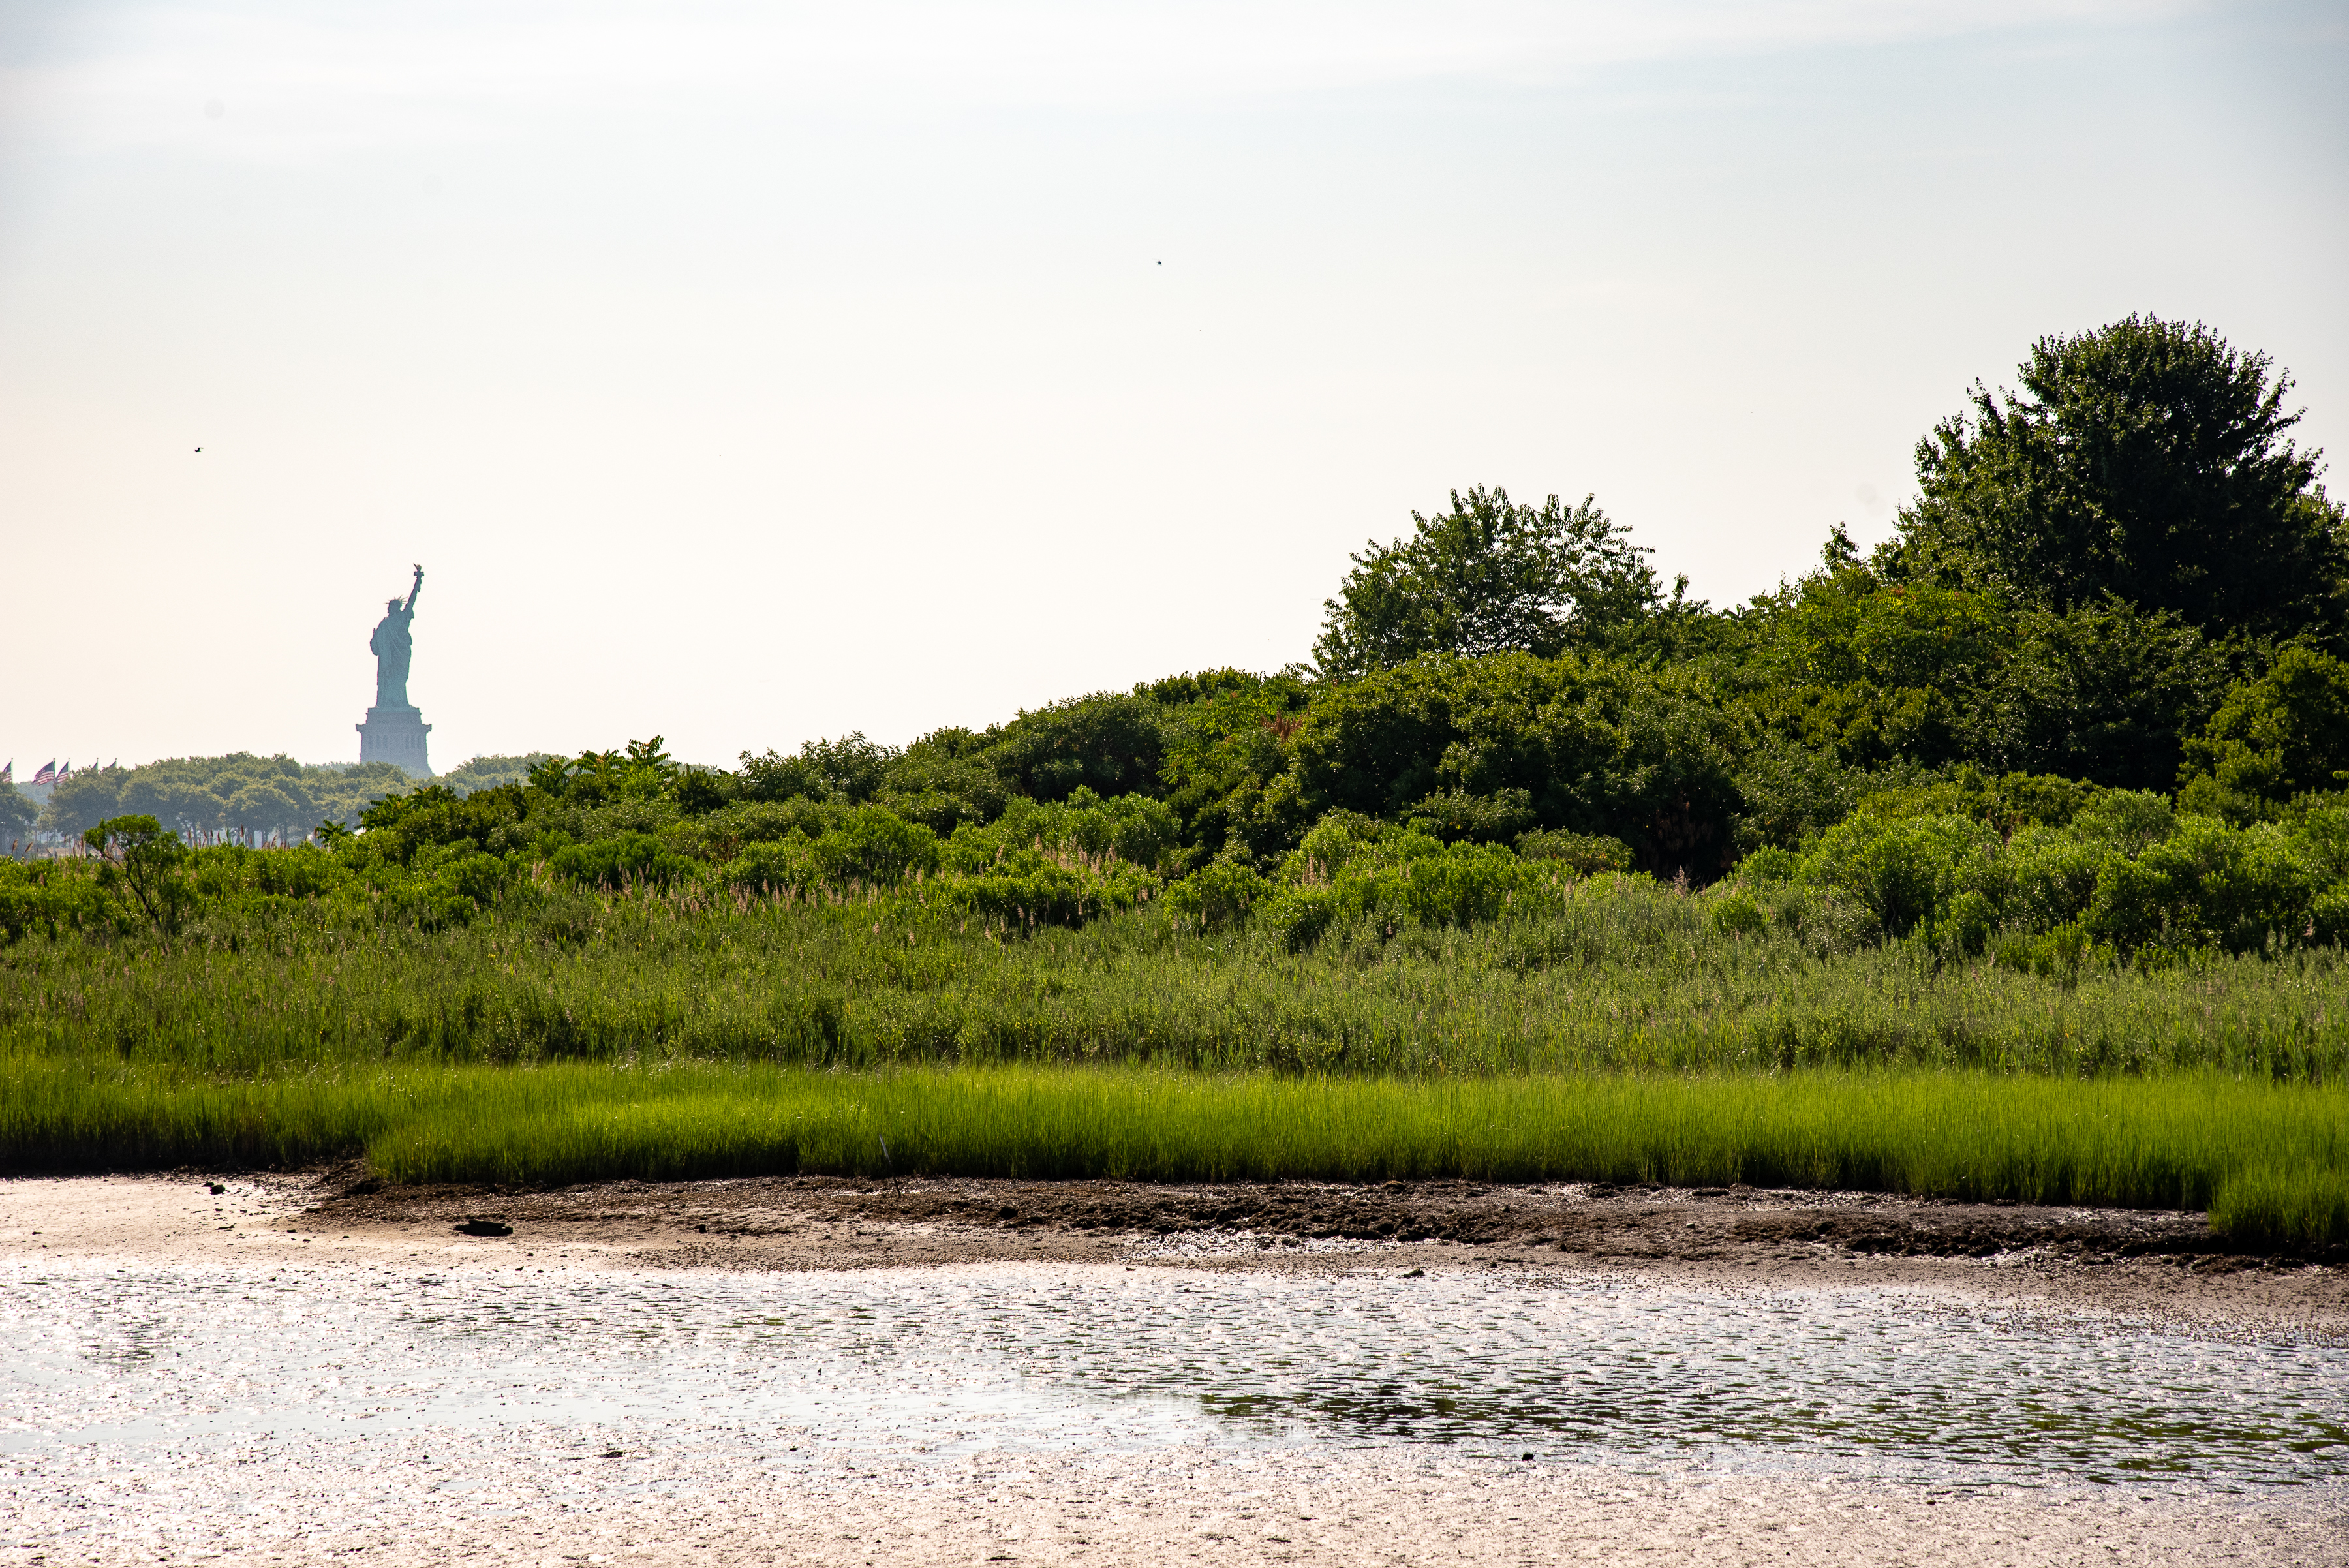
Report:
5,1174,2344,1567
46,1166,2345,1328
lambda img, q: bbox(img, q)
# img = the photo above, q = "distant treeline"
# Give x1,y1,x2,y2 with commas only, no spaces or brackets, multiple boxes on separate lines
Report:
11,313,2349,960
5,752,551,847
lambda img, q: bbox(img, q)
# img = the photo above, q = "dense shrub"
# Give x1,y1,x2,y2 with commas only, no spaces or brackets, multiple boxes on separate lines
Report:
2179,647,2349,820
1799,813,2002,940
2084,818,2319,955
1274,651,1747,881
549,832,700,891
1164,861,1272,930
945,789,1182,874
810,807,940,885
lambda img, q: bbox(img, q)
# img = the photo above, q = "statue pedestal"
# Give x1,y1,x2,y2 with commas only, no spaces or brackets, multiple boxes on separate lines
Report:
357,707,433,778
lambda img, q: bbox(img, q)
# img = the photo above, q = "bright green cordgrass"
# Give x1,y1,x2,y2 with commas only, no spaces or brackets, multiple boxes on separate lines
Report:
4,1056,2341,1247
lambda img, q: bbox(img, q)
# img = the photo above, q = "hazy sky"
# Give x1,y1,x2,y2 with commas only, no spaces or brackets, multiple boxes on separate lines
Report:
3,1,2343,771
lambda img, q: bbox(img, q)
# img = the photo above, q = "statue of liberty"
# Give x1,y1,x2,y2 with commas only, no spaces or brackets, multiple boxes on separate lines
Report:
369,564,425,710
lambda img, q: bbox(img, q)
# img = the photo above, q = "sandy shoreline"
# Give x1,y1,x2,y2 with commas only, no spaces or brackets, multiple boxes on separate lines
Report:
5,1174,2345,1567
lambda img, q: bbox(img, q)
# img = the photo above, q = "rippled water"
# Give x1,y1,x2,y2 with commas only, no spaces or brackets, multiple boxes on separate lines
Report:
4,1257,2343,1494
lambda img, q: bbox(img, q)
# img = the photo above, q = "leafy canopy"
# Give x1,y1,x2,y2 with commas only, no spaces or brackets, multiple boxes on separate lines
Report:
2178,647,2349,819
1887,314,2345,639
1312,485,1662,677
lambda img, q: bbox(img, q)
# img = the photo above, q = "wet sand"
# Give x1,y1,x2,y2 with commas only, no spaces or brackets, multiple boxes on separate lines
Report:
4,1175,2344,1566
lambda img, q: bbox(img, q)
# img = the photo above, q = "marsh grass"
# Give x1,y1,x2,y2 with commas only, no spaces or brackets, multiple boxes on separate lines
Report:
3,1056,2341,1247
8,877,2348,1247
7,877,2349,1079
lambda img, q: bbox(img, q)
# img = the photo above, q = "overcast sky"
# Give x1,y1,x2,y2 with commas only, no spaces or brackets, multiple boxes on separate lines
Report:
3,1,2343,772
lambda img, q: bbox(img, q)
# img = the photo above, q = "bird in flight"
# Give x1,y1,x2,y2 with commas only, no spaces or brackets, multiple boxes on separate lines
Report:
194,446,202,452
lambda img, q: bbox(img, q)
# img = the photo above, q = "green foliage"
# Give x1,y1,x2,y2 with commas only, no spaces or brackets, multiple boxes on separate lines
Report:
1800,813,2003,942
529,737,680,806
737,731,896,805
1513,829,1634,874
1738,551,2226,789
2179,647,2349,819
1312,486,1663,676
1256,832,1567,951
1278,651,1746,880
1155,670,1313,861
82,815,193,935
436,754,555,795
1852,767,2094,834
1752,790,2349,961
1403,788,1536,844
945,788,1182,874
1886,314,2345,641
810,806,940,885
2069,790,2177,857
0,782,35,843
876,732,1008,835
1999,596,2229,791
2083,818,2320,955
549,831,700,891
0,857,117,944
1163,860,1272,930
980,691,1170,803
1731,739,1875,852
37,754,413,840
357,782,532,865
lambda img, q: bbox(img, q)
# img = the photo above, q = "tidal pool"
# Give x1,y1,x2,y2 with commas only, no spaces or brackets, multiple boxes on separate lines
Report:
5,1255,2342,1502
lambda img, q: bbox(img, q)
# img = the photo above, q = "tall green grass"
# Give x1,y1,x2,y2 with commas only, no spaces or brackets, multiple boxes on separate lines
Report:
8,879,2348,1248
3,1056,2341,1248
7,878,2349,1079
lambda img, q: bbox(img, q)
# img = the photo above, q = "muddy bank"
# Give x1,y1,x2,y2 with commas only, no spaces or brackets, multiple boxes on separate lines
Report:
8,1170,2342,1327
260,1172,2344,1329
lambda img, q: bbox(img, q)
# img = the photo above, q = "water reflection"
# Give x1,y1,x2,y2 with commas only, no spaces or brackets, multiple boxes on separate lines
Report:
4,1259,2342,1492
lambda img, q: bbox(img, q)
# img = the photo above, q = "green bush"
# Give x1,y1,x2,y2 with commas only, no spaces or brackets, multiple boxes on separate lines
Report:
0,861,118,944
1164,861,1272,930
943,859,1157,928
962,788,1182,872
811,807,940,885
2070,789,2177,855
2085,818,2319,955
1276,650,1747,881
1798,812,2001,939
1515,828,1633,874
721,837,819,892
549,832,701,891
1707,888,1766,938
2179,647,2349,813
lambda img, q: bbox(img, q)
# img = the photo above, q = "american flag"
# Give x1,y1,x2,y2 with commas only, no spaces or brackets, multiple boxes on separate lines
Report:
31,760,56,786
0,760,10,784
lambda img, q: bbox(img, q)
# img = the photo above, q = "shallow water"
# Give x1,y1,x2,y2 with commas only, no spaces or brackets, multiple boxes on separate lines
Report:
5,1255,2342,1506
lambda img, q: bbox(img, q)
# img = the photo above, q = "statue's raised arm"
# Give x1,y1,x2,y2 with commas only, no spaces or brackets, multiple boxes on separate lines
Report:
404,563,424,613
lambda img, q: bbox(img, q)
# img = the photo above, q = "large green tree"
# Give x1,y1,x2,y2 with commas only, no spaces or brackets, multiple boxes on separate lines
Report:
1886,315,2345,640
1312,486,1664,677
0,781,35,843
